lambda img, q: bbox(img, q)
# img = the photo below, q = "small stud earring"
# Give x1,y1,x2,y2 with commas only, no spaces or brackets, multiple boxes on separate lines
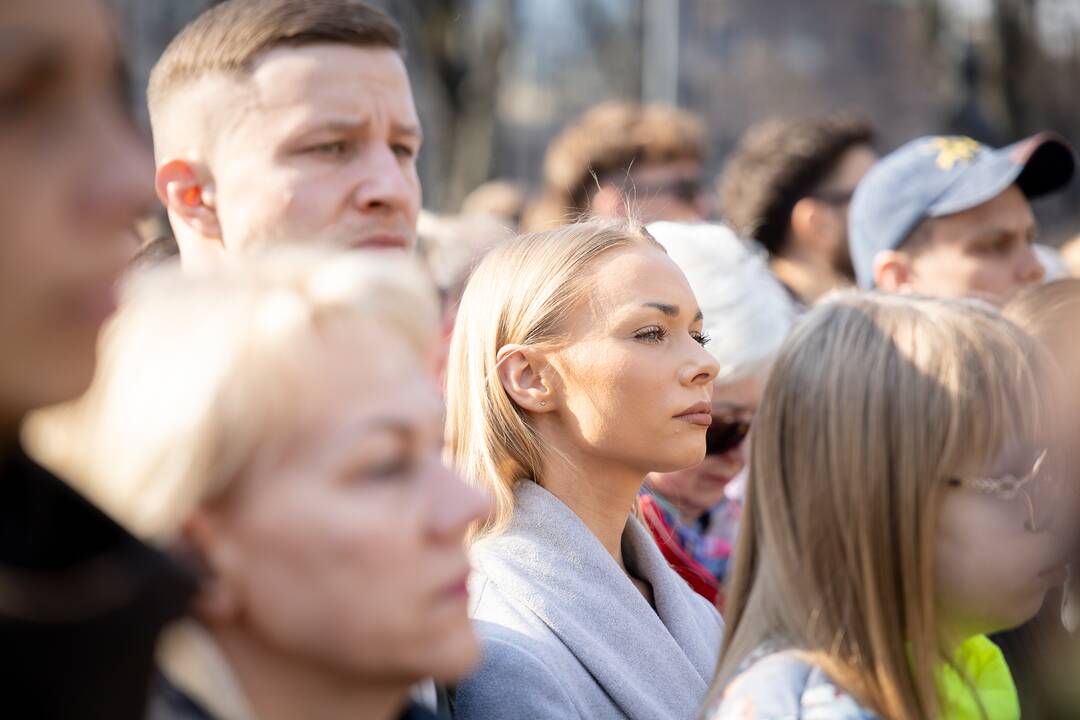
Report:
540,400,547,407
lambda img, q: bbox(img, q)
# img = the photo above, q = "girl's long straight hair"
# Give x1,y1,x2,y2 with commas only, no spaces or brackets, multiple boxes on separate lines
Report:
709,293,1053,719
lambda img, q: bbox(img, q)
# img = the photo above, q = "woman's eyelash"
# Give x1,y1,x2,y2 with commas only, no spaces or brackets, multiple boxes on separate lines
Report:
693,332,711,347
634,326,667,343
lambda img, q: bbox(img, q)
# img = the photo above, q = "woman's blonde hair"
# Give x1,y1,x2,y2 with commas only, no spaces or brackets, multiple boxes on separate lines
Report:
445,217,658,539
1005,278,1080,356
25,249,439,541
710,293,1052,719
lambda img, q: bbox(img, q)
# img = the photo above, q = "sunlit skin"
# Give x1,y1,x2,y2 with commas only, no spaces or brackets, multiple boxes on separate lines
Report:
645,373,762,523
0,0,152,436
189,318,489,720
500,245,719,600
876,185,1044,307
156,44,422,268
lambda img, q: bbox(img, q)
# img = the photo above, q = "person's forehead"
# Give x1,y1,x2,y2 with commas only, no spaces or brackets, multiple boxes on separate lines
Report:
938,185,1035,237
246,43,416,122
590,246,696,309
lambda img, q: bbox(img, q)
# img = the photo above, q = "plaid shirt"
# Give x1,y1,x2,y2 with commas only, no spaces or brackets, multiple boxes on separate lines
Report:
638,486,741,584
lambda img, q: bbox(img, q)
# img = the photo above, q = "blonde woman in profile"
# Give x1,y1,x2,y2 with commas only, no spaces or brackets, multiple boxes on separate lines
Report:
26,250,488,720
704,294,1073,720
445,218,725,720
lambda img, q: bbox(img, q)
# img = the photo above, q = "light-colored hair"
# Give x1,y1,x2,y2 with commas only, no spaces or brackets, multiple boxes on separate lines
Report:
647,222,796,384
445,218,659,539
1005,278,1080,353
710,293,1052,719
25,249,438,541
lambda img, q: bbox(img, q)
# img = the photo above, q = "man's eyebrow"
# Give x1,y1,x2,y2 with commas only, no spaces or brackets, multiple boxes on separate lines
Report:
392,122,423,143
289,118,423,144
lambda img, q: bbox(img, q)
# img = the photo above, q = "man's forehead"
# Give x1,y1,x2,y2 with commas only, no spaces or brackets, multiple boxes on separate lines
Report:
246,43,416,117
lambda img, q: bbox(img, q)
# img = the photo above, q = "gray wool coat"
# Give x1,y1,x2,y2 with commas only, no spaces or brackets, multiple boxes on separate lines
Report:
450,480,724,720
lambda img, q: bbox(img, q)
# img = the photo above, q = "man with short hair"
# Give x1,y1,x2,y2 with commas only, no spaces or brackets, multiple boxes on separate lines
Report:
0,1,194,717
525,102,710,230
149,0,422,268
849,134,1075,306
719,113,877,306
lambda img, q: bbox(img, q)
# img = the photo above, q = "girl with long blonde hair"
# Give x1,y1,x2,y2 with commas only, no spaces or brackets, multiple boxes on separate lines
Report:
446,218,725,719
704,293,1073,720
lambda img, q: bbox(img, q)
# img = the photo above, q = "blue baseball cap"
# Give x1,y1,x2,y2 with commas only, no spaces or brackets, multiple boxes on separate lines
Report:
849,133,1076,289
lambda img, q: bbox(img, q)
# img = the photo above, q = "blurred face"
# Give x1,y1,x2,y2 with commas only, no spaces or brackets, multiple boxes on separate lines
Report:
905,185,1044,306
544,245,719,476
935,442,1074,641
199,319,488,685
646,373,761,519
0,0,151,426
600,160,710,224
209,45,422,253
814,144,877,278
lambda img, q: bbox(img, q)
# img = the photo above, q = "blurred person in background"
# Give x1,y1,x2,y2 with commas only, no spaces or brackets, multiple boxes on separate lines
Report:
415,211,512,379
148,0,422,269
1002,279,1080,719
459,180,528,232
718,113,877,307
849,133,1075,306
0,1,195,717
1058,232,1080,277
446,219,724,719
704,294,1072,720
26,250,489,720
638,222,796,607
523,102,710,231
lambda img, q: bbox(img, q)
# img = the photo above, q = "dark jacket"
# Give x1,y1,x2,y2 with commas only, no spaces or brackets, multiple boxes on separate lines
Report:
0,445,196,719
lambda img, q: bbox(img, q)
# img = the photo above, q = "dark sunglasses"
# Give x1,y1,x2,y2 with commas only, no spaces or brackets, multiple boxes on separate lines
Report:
706,416,751,456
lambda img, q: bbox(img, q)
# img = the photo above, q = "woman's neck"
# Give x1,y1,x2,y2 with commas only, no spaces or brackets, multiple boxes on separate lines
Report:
538,444,645,573
215,625,411,720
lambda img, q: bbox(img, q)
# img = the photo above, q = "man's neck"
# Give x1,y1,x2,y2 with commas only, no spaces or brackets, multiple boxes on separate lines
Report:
216,625,410,720
770,254,851,305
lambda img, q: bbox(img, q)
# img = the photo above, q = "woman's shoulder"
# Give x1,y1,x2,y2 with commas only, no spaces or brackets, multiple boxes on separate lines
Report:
703,650,879,720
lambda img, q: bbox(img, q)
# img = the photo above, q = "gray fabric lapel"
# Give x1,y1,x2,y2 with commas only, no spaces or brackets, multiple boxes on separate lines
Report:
471,480,719,720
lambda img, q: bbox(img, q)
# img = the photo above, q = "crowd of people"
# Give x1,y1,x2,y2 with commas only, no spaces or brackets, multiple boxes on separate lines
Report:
5,1,1080,719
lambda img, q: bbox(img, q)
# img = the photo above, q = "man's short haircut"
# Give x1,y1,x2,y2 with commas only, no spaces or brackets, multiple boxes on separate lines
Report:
719,113,874,257
540,102,707,220
148,0,402,132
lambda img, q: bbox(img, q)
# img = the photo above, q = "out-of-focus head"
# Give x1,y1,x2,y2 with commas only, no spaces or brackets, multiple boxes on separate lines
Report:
530,103,708,230
446,218,719,539
26,249,488,693
718,112,875,300
0,0,152,431
850,134,1076,306
644,222,796,516
460,180,528,231
715,293,1067,718
148,0,420,268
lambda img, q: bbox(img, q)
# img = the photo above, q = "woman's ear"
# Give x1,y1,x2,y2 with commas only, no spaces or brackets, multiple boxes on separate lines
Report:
155,159,223,241
181,509,241,624
496,344,556,413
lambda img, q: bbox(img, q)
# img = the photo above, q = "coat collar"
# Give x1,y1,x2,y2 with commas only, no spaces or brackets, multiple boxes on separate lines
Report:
471,480,722,720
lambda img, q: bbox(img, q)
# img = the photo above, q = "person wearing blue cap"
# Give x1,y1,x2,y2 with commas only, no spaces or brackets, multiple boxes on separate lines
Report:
849,133,1076,306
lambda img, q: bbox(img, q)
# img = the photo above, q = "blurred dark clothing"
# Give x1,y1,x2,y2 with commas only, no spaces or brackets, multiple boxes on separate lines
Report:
0,445,196,719
993,590,1075,720
149,675,444,720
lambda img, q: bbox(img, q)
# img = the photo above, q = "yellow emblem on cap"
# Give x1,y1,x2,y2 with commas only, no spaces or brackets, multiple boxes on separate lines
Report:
924,136,983,171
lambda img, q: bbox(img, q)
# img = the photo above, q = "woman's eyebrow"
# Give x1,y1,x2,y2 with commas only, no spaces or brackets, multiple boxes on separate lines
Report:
643,301,703,322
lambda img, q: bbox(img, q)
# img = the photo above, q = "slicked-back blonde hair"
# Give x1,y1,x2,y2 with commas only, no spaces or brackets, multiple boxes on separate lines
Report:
445,218,659,539
710,293,1052,719
25,249,438,541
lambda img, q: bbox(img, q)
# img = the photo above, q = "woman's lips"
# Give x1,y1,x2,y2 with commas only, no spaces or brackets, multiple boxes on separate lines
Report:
674,401,713,427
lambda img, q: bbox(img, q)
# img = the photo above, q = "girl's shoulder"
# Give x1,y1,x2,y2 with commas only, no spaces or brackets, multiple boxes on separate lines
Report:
703,649,880,720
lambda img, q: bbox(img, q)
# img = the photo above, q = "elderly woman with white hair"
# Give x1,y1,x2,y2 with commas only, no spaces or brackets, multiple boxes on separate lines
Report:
639,222,797,607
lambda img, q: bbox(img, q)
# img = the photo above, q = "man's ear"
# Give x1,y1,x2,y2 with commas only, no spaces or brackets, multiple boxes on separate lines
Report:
156,159,222,240
496,344,556,413
873,249,916,293
789,198,836,256
181,508,241,625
